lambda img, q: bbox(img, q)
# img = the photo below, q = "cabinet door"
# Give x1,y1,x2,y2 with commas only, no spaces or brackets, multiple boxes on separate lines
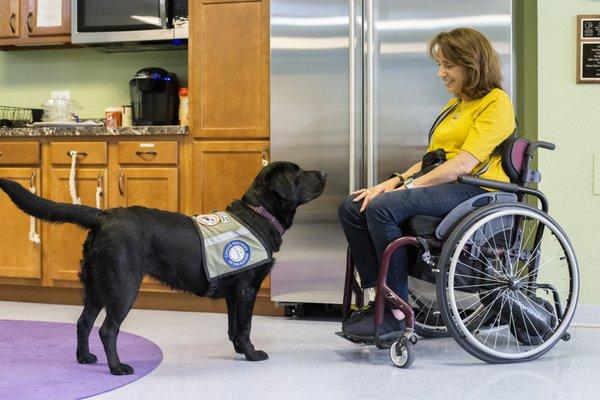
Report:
0,0,19,39
115,168,178,211
193,141,269,213
25,0,70,37
114,168,178,291
189,0,269,139
0,168,41,278
45,168,107,283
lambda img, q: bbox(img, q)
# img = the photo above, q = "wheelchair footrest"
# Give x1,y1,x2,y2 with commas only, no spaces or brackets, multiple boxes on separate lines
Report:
335,331,395,347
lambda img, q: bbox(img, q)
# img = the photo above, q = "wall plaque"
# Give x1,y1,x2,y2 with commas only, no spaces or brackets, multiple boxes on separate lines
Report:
578,15,600,83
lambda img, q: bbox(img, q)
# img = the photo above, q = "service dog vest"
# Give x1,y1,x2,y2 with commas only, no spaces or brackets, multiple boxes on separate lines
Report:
191,211,272,295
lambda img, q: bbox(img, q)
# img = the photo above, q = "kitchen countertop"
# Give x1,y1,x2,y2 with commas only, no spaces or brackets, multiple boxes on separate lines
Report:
0,125,189,137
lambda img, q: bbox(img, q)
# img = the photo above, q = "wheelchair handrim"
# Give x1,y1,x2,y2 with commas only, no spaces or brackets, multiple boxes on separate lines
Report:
447,207,579,360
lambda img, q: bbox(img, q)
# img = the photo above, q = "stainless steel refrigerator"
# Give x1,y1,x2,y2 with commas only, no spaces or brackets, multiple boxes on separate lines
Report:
270,0,513,305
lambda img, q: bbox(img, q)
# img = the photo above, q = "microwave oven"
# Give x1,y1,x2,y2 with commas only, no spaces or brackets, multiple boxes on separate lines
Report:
71,0,188,44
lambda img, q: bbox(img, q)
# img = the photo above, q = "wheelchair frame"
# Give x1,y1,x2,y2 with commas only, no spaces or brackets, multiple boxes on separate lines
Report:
339,139,578,367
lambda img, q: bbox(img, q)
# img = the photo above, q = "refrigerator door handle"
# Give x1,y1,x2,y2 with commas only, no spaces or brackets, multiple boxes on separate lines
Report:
365,0,375,188
349,0,356,193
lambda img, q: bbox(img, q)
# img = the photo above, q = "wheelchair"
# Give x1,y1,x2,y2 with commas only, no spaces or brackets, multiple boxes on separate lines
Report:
337,137,579,368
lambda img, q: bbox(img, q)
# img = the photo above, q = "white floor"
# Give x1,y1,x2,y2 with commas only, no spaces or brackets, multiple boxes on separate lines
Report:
1,300,599,400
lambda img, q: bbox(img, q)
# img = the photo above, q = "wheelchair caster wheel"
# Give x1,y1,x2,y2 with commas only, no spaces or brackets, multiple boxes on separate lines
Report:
390,339,415,368
562,332,571,342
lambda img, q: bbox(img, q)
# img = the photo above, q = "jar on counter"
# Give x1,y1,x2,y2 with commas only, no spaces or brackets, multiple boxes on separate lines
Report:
122,105,133,127
178,87,189,126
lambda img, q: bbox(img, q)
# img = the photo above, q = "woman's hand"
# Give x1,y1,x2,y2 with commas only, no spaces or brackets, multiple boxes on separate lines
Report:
352,178,398,212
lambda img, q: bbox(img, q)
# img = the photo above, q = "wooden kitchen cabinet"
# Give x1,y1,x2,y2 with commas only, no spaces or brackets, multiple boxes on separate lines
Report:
193,140,271,290
0,0,20,40
189,0,270,139
0,0,70,46
193,140,268,213
45,168,107,283
114,168,178,212
0,167,42,279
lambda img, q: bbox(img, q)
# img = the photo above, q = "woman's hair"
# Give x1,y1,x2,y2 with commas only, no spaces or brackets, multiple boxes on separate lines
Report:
427,28,503,99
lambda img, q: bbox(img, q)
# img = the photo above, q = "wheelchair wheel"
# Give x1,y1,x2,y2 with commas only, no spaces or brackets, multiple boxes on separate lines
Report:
437,203,579,363
390,338,415,368
409,284,448,338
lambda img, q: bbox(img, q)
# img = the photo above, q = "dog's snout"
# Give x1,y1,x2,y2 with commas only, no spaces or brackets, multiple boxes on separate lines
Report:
319,171,328,179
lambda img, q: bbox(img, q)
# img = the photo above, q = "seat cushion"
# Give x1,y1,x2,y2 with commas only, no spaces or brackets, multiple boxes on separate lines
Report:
403,215,442,237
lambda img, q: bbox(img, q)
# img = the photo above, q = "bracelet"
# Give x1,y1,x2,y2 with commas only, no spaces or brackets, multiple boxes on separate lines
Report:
389,173,404,188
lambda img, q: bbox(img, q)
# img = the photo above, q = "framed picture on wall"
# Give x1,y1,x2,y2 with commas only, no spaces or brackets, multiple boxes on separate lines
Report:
577,15,600,83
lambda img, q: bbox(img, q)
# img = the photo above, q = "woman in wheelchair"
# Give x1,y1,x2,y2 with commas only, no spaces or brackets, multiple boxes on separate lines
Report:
338,27,578,367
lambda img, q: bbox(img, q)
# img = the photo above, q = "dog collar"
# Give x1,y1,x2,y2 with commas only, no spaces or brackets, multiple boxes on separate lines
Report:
244,203,286,236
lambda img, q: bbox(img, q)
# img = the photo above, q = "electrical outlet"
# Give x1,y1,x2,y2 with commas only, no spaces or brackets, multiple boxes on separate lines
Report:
51,90,70,100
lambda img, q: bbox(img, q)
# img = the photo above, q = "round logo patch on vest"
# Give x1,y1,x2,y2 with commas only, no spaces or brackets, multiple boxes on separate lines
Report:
195,214,220,226
223,240,251,268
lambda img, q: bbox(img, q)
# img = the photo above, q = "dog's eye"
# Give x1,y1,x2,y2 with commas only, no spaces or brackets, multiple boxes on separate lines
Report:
296,170,303,178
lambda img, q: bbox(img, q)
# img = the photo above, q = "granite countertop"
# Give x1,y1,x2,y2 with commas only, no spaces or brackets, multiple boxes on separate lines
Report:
0,125,189,137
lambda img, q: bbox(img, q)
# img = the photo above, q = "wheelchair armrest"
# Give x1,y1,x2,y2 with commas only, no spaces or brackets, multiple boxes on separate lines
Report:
458,175,520,192
457,175,549,213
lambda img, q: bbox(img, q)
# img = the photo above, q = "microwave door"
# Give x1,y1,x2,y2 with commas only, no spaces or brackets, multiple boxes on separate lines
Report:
72,0,175,44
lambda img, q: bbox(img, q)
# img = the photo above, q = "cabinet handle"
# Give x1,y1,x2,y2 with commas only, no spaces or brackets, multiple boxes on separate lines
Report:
66,151,88,158
30,171,36,188
261,146,270,167
135,150,158,156
9,13,16,34
27,12,33,33
118,172,124,196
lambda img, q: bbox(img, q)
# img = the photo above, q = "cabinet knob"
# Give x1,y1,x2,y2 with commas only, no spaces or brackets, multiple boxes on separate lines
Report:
9,13,16,34
27,12,33,33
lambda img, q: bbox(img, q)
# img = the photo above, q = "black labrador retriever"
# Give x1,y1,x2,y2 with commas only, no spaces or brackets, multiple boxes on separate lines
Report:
0,161,326,375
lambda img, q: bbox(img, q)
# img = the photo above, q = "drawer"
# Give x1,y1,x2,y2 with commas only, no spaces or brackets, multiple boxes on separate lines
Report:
50,142,108,165
118,141,178,165
0,142,40,165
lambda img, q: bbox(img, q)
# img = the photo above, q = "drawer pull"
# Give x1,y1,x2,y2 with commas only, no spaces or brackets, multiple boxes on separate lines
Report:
96,172,104,209
10,13,16,34
135,150,158,157
27,12,33,33
30,171,36,188
66,151,88,158
118,172,124,196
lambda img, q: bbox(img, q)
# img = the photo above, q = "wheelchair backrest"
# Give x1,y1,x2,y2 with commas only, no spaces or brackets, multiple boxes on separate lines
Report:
500,136,530,184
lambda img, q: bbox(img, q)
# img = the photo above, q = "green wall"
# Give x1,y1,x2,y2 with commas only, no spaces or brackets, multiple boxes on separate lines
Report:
538,0,600,304
0,47,187,119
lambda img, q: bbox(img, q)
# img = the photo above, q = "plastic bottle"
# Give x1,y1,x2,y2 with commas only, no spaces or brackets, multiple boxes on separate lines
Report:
178,87,189,126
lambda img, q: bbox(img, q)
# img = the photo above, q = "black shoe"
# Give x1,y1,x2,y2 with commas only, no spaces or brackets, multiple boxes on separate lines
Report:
342,311,405,342
344,301,375,326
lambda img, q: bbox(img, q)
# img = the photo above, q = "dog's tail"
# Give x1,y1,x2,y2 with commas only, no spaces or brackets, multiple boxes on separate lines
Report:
0,178,104,230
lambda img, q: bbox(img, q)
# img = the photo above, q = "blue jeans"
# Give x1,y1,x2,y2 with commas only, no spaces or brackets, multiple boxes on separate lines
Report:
338,183,486,301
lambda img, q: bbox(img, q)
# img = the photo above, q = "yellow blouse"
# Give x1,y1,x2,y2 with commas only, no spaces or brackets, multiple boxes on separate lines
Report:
427,88,516,183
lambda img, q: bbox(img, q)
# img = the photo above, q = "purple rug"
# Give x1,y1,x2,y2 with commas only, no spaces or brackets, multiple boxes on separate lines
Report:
0,320,163,400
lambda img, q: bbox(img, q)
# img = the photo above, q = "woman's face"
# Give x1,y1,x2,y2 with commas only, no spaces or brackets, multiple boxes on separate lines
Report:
435,55,468,97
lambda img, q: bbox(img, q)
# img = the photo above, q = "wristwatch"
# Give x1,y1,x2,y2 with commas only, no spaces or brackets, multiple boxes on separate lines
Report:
390,172,404,188
403,177,416,189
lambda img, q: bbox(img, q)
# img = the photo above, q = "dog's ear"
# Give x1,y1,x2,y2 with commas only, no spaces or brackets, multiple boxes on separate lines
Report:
265,164,296,200
271,178,295,200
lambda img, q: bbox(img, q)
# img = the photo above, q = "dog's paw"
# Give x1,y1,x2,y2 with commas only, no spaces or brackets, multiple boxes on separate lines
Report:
77,352,98,364
245,350,269,361
109,363,135,375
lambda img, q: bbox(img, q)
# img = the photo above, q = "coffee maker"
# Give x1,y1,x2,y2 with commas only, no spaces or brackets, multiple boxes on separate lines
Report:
129,67,179,125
